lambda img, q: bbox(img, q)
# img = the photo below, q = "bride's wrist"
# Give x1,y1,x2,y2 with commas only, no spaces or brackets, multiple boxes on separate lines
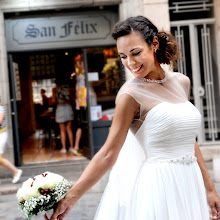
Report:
206,184,217,194
65,188,81,204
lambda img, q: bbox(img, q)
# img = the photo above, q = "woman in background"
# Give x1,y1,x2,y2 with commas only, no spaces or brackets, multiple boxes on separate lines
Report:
53,80,75,154
0,102,22,183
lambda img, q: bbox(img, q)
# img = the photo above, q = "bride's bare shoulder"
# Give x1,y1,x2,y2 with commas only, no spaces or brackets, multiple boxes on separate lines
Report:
171,71,190,87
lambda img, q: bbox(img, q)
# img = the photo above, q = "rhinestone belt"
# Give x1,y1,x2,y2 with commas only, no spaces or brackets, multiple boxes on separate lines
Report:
145,155,197,165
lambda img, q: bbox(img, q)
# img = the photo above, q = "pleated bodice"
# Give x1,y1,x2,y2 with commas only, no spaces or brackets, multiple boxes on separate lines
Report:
135,101,201,162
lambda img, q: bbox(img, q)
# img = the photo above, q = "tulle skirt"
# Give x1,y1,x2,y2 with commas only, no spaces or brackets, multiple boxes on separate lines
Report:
94,161,209,220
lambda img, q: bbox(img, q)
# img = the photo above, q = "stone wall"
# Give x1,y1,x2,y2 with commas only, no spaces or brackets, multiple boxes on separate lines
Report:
214,0,220,95
0,0,121,11
0,9,14,176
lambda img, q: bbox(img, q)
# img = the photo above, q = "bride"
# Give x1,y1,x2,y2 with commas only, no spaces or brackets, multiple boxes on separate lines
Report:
45,16,220,220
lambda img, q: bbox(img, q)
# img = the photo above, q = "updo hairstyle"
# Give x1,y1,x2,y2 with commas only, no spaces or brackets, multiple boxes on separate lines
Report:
112,16,180,69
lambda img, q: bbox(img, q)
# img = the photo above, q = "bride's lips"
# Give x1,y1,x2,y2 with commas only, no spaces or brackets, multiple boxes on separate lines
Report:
131,65,143,73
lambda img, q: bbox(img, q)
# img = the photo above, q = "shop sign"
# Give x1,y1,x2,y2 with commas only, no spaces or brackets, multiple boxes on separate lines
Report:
5,13,117,51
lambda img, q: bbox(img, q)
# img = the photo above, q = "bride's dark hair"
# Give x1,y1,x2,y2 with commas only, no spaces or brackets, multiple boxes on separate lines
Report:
112,16,180,69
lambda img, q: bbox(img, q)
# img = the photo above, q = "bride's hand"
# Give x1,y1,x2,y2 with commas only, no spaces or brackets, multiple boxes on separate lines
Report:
44,196,75,220
207,190,220,219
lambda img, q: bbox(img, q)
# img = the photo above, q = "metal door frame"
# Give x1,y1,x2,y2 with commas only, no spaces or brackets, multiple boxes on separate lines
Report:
170,18,220,145
8,54,22,166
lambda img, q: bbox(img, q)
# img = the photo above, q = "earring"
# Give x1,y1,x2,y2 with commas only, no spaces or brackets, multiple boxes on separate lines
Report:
154,49,157,53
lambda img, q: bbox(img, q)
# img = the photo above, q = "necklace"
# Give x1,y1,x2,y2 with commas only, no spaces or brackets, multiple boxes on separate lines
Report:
140,71,168,83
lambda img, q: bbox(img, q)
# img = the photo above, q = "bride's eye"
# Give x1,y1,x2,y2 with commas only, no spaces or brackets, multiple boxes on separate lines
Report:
133,51,141,56
119,55,127,59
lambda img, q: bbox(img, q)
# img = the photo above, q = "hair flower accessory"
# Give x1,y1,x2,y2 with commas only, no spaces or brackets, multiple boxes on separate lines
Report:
16,171,71,219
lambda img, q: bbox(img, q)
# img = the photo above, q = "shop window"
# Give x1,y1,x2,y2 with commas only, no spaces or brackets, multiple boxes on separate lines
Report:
30,53,56,79
87,46,120,121
32,79,56,104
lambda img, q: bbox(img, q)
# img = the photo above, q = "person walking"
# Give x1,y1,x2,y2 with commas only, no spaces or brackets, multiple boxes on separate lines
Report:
46,16,220,220
0,103,22,183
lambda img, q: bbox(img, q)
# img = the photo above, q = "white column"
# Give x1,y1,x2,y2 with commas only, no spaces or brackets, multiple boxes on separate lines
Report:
143,0,170,32
214,0,220,98
119,0,170,33
119,0,144,21
0,9,15,175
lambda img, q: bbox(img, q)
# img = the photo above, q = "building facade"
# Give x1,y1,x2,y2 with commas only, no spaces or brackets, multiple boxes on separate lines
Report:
0,0,219,177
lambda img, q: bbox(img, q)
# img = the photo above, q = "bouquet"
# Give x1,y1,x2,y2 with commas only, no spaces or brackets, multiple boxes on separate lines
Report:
16,171,71,218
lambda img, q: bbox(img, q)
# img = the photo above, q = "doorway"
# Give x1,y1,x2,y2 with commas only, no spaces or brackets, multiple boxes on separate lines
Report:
9,49,90,164
171,19,220,144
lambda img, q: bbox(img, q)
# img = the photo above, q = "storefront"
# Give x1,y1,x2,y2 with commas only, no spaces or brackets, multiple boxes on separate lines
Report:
4,10,123,166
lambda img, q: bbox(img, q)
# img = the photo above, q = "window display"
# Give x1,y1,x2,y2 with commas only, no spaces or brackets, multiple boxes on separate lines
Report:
87,46,121,120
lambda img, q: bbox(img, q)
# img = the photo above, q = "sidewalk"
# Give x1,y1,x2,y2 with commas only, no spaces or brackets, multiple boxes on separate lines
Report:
0,158,109,220
0,158,99,196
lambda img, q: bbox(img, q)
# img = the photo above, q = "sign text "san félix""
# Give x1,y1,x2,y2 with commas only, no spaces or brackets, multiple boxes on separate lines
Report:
25,21,98,38
12,16,111,44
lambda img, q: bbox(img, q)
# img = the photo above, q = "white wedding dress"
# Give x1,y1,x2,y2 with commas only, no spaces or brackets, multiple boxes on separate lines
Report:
94,71,209,220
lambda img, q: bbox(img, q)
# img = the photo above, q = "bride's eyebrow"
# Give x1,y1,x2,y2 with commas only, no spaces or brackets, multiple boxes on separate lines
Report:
118,47,141,55
130,48,139,52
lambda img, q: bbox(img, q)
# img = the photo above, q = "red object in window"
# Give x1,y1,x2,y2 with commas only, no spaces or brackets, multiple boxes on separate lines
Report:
100,115,109,121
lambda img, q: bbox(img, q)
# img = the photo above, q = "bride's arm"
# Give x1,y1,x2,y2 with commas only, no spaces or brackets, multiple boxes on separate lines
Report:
47,94,139,220
195,142,220,219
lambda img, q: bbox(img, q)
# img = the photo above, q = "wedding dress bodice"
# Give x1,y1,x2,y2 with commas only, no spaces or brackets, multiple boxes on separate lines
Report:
135,101,201,162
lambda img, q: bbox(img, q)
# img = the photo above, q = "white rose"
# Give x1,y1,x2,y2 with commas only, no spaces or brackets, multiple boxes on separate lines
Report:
17,186,41,201
22,178,33,188
17,178,33,201
17,188,25,201
33,172,63,190
17,177,42,201
23,187,41,201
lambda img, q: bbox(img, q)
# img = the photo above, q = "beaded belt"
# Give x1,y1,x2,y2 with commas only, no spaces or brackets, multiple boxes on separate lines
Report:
145,155,197,165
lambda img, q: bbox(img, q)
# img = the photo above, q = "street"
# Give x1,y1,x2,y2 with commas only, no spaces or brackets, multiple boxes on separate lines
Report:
0,190,103,220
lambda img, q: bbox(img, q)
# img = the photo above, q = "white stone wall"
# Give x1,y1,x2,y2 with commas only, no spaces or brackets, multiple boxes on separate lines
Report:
119,0,144,21
0,0,121,11
214,0,220,97
143,0,170,32
0,9,15,176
